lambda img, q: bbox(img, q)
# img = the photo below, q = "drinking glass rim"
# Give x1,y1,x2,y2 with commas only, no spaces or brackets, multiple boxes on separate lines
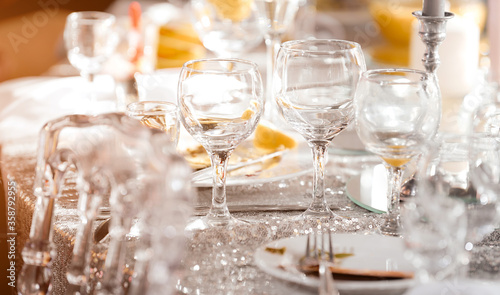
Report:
280,39,362,53
67,11,116,24
182,58,260,74
362,68,431,85
126,101,178,116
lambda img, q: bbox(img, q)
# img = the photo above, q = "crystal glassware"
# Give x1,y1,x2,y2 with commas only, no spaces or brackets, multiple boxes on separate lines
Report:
255,0,301,122
403,150,467,283
17,113,192,295
274,39,366,219
64,11,117,111
126,101,180,147
404,133,500,282
468,134,500,239
403,134,471,282
178,58,264,229
190,0,264,57
354,68,441,236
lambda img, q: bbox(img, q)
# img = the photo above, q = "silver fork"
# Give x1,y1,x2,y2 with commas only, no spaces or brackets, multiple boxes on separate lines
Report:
300,230,339,295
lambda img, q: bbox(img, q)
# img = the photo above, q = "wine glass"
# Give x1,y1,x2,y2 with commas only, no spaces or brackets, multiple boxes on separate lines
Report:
468,134,500,239
471,101,500,137
178,58,264,229
255,0,301,122
64,11,117,110
354,69,441,236
402,135,469,282
274,39,366,219
190,0,264,57
126,101,180,147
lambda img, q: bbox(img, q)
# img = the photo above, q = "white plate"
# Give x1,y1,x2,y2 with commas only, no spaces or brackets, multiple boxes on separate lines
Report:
192,141,313,187
404,280,500,295
255,234,416,295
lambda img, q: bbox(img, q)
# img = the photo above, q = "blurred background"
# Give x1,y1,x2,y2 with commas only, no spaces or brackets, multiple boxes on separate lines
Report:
0,0,489,81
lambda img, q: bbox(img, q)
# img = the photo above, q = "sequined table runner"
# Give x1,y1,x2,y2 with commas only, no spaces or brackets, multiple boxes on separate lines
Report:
4,141,500,295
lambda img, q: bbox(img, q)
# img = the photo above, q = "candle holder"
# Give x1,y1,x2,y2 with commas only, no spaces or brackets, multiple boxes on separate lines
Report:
412,11,454,74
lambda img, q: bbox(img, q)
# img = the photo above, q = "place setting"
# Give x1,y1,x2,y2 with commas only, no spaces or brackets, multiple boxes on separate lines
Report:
2,1,500,295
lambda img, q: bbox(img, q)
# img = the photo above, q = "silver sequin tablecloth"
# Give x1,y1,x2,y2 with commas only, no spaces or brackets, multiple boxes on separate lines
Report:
4,140,500,295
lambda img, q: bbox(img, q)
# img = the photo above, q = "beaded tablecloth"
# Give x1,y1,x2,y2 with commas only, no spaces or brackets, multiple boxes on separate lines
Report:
4,141,500,295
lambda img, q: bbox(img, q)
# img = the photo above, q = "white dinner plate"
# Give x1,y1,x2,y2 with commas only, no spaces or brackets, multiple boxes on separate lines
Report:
403,280,500,295
191,141,313,187
255,234,416,295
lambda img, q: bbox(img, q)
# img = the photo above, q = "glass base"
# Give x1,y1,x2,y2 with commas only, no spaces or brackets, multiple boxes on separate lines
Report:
290,208,347,224
301,206,343,219
379,214,402,237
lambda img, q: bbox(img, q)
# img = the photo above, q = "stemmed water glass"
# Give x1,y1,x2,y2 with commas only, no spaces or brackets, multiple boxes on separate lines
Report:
190,0,263,57
64,11,117,110
255,0,301,121
354,69,441,236
274,39,366,219
178,58,264,229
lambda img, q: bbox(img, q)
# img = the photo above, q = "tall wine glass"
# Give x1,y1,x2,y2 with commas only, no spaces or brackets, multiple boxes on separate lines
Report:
255,0,301,122
178,58,264,229
354,69,441,236
64,11,117,110
190,0,264,57
274,39,366,219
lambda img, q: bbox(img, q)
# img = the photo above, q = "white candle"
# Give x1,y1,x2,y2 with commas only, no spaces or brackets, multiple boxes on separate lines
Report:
410,15,480,99
422,0,445,17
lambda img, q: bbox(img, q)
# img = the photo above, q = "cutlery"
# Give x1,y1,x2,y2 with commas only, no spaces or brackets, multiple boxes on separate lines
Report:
298,231,414,281
299,230,339,295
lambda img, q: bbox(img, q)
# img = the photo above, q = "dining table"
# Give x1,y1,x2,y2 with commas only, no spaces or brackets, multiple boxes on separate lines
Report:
2,1,500,294
1,68,500,295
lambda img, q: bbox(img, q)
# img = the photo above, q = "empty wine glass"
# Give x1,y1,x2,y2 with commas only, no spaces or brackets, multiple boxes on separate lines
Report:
274,39,366,219
64,11,117,110
255,0,301,122
403,135,469,282
471,101,500,137
178,58,264,229
126,101,180,147
354,69,441,236
404,133,500,282
190,0,264,57
468,135,500,239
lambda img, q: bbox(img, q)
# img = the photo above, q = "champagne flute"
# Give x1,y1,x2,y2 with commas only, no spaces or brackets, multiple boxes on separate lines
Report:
126,101,180,147
274,39,366,219
354,69,441,236
64,11,117,110
255,0,301,122
190,0,264,57
178,58,264,229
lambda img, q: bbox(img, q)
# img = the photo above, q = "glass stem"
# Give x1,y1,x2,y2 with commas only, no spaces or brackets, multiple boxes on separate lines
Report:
98,216,132,294
383,164,404,233
208,150,232,223
264,34,281,121
307,143,330,214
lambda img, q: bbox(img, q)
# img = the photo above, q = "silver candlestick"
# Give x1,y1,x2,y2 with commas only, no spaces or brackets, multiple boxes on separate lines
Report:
412,11,454,74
